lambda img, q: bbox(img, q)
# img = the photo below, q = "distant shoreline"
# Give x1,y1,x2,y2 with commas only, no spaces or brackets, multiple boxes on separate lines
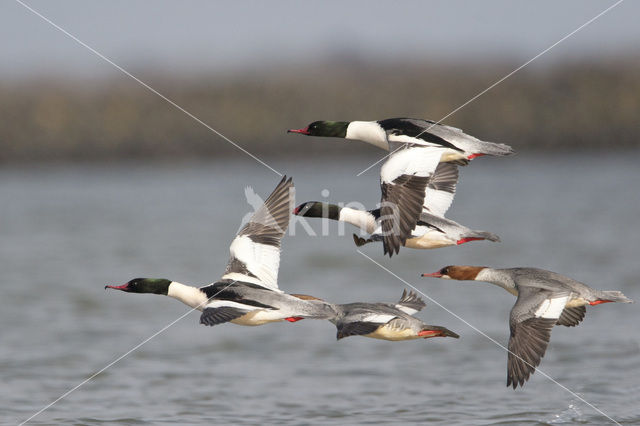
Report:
2,59,638,163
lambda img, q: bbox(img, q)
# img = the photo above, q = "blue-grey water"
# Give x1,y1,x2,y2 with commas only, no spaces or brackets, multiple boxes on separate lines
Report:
1,153,639,425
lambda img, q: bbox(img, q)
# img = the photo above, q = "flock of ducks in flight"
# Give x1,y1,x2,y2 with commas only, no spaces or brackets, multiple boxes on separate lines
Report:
107,118,632,389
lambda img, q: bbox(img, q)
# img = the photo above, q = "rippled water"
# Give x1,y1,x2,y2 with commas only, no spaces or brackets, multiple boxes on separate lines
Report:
1,153,639,425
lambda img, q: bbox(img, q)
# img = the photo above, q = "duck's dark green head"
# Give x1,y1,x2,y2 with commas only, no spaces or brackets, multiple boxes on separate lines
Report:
293,201,340,220
106,278,171,295
288,121,349,138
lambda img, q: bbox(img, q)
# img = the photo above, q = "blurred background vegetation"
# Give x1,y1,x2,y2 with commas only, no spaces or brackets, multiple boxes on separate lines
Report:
2,2,640,163
2,57,638,163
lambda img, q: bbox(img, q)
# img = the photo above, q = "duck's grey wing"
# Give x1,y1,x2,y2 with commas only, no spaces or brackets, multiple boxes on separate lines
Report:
221,176,293,291
507,287,569,389
556,306,586,327
379,147,444,256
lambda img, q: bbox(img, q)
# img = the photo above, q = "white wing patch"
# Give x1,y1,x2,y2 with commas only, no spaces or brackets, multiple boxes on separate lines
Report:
395,305,419,315
534,295,569,319
423,188,455,217
221,235,283,292
203,299,256,312
361,313,396,324
380,147,445,184
387,133,444,148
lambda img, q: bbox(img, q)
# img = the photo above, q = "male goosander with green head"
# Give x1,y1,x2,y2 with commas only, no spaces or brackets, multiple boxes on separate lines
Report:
107,176,335,327
288,117,513,165
288,119,511,257
294,162,499,251
421,265,633,389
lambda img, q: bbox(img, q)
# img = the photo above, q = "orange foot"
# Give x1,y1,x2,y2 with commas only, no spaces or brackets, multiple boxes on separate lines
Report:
589,300,613,306
457,237,483,245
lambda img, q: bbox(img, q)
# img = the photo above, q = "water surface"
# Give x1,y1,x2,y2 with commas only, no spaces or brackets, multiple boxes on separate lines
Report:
1,153,639,425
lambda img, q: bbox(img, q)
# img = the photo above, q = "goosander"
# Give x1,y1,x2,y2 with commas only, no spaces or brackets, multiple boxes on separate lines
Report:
294,162,500,250
289,120,509,256
295,202,499,250
288,117,513,165
421,266,633,388
331,290,459,341
107,176,335,326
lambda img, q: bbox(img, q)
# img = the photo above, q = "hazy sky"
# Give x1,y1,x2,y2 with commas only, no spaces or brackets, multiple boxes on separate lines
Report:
2,0,638,80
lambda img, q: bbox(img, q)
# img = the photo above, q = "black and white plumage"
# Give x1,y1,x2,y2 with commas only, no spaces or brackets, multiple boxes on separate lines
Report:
330,290,459,341
295,162,500,252
288,118,514,165
107,176,336,327
289,118,511,256
378,144,447,256
377,118,514,164
422,265,634,389
198,176,336,325
219,175,293,291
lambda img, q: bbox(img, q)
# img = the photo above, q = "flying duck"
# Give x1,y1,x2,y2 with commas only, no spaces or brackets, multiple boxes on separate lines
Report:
294,162,499,250
331,290,459,341
289,120,510,257
288,117,513,165
106,176,335,327
421,265,633,388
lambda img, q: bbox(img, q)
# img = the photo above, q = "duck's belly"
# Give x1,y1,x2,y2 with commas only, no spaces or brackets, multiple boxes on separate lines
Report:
231,309,285,326
565,297,589,308
364,325,419,341
440,151,469,165
405,233,455,249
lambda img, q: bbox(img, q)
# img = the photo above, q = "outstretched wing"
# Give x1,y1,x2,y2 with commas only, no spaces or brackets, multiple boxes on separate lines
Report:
395,289,426,315
379,147,445,256
507,287,568,389
556,306,586,327
220,176,293,291
423,162,459,217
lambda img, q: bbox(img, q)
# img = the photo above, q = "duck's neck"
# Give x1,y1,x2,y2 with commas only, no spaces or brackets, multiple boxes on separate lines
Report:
339,207,377,233
167,282,209,310
345,121,389,151
307,203,376,233
475,268,518,296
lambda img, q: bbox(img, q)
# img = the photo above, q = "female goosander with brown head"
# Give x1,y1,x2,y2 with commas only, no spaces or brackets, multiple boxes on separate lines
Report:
330,290,459,341
107,176,335,327
288,117,513,165
294,162,500,250
421,265,633,389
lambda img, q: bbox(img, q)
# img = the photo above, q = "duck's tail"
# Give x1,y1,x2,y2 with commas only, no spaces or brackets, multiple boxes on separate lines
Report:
473,140,515,157
457,229,501,245
596,291,634,304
